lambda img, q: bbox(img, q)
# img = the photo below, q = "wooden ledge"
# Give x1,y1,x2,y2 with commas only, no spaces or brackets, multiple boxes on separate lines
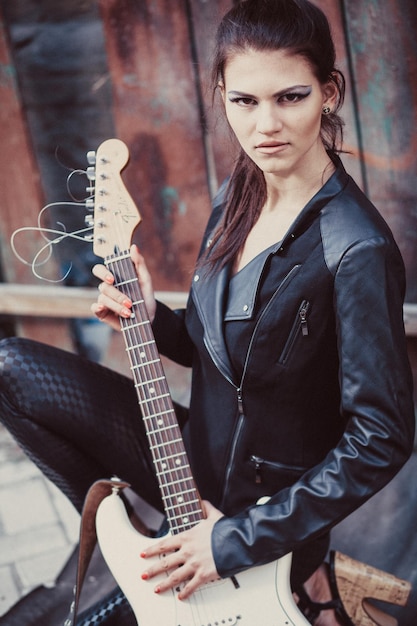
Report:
0,284,187,318
0,284,416,337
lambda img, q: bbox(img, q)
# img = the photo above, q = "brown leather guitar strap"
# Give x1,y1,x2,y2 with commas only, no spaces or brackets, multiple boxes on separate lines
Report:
63,477,130,626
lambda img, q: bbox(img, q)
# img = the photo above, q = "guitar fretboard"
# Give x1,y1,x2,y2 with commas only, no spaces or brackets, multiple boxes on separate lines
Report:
105,249,203,534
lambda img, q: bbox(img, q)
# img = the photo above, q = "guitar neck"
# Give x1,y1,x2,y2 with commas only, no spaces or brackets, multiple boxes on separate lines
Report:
105,249,204,534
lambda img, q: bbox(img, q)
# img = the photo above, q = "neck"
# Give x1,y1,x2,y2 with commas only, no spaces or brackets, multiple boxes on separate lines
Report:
263,150,335,212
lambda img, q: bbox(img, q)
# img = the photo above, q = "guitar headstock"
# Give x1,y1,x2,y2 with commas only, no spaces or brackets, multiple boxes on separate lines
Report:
86,138,141,259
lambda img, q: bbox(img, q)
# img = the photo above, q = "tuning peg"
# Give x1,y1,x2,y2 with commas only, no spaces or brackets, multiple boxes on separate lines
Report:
86,166,96,181
86,150,96,165
85,215,94,227
85,198,94,210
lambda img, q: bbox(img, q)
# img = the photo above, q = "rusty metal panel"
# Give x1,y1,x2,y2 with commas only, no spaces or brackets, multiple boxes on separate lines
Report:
0,10,74,349
312,0,362,185
342,0,417,301
0,11,44,285
98,0,212,292
188,0,233,194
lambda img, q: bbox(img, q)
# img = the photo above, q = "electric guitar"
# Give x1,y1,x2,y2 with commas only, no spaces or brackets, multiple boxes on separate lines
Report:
89,138,309,625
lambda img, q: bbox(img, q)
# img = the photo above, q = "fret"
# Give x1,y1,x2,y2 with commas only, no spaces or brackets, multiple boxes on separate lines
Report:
156,464,191,478
134,375,165,386
138,392,171,403
127,339,154,350
167,509,204,522
142,408,175,421
129,357,160,367
121,320,151,331
163,498,201,512
149,437,183,450
105,251,131,263
172,518,204,532
156,457,191,469
117,277,138,288
158,477,196,490
162,487,200,516
147,424,179,437
163,501,201,516
162,487,197,499
153,450,187,464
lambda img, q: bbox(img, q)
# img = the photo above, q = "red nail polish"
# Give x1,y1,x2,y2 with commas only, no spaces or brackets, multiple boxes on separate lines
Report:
140,551,147,558
141,573,149,580
154,586,161,594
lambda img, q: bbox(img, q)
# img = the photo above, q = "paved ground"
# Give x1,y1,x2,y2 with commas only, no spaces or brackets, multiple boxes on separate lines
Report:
0,424,79,617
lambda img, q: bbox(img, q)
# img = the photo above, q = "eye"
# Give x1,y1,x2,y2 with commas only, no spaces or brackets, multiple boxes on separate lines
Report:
228,96,257,107
279,91,310,104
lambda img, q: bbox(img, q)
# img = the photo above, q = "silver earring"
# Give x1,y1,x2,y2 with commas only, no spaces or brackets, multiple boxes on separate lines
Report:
322,105,331,115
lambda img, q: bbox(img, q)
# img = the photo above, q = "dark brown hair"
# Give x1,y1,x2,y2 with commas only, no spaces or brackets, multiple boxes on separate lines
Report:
203,0,345,272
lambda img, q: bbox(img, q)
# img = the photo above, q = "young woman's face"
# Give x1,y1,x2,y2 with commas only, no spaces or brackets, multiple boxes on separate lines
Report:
221,48,336,179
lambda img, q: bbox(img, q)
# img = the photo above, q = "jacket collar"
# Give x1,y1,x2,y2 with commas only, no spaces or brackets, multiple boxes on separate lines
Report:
191,157,349,381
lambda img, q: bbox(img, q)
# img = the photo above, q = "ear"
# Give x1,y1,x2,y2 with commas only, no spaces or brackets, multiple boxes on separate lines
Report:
322,77,339,112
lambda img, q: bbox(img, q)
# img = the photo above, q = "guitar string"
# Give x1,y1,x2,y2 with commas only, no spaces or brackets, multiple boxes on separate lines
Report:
111,256,211,625
119,266,235,625
108,251,204,534
99,160,227,626
116,253,194,514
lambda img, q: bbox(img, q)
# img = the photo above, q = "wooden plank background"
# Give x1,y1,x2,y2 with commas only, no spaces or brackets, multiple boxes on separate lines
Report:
0,2,415,324
0,0,416,378
98,0,213,291
1,0,416,300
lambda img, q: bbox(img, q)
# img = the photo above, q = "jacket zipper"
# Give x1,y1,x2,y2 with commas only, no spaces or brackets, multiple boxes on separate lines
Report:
220,265,302,508
250,454,308,485
279,299,310,364
219,387,245,510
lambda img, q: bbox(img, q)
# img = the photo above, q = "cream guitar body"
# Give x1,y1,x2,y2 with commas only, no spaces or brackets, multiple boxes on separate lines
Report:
96,493,309,626
89,139,309,626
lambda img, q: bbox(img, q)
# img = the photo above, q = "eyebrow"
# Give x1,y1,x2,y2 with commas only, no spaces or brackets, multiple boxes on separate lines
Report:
227,84,312,99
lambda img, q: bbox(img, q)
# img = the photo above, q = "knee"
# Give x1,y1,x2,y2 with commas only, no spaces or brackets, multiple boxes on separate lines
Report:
0,337,43,386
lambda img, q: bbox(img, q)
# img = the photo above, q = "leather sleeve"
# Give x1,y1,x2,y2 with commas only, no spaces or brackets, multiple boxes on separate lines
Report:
211,236,415,577
151,300,194,367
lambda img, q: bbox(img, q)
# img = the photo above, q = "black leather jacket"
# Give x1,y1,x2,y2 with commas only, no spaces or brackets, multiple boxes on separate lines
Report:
152,159,414,583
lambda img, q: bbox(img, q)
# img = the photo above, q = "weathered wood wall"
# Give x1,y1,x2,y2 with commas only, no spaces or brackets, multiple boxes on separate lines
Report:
1,0,416,298
0,0,416,404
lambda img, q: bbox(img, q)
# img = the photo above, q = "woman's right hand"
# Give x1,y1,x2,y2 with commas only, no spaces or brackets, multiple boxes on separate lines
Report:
91,244,157,331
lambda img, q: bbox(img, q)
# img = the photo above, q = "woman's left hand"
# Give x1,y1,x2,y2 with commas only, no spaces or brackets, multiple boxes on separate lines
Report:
140,500,224,600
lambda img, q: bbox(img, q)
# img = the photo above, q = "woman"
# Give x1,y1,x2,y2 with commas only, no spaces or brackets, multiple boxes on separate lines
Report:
0,1,414,625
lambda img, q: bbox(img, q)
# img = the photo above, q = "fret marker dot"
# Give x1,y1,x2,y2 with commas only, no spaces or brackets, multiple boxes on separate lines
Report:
178,496,184,503
175,459,182,466
140,351,146,359
182,517,189,524
149,387,155,394
157,419,163,426
161,462,167,470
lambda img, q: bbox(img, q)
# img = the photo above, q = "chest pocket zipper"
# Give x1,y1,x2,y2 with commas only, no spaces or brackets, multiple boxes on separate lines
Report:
250,455,308,485
279,300,310,365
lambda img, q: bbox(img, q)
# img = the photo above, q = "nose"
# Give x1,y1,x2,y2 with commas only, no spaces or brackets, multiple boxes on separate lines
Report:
256,103,283,135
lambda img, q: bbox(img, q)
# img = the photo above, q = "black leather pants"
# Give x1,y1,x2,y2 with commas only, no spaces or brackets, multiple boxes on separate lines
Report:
0,335,329,608
0,336,165,514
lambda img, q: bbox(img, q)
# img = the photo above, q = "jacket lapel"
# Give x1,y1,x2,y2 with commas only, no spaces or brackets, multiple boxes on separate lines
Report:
191,263,237,384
